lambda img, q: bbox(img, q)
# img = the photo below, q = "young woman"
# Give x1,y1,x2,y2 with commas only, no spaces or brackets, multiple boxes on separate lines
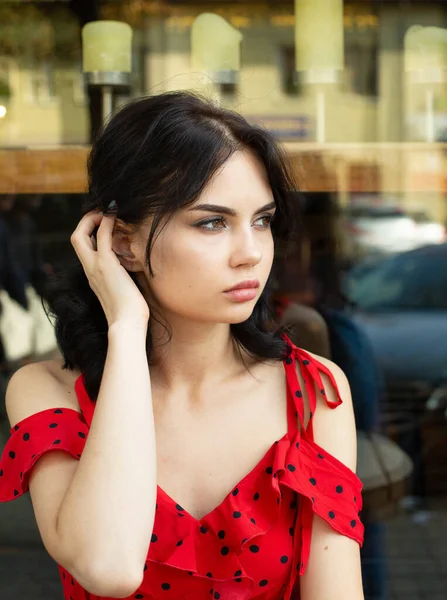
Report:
0,92,364,600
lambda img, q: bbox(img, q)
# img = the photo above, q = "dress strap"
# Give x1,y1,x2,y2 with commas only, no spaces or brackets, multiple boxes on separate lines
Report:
282,334,343,441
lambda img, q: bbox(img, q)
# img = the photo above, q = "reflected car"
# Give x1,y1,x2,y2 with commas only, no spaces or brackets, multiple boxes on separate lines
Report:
344,243,447,411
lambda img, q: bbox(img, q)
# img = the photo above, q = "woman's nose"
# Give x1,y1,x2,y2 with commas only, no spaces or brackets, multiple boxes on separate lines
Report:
229,229,263,268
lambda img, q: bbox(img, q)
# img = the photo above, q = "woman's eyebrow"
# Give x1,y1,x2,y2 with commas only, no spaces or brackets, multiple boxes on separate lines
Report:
189,201,276,217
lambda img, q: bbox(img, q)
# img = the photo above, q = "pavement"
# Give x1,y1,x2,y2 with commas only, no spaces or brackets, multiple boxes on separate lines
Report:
1,420,447,600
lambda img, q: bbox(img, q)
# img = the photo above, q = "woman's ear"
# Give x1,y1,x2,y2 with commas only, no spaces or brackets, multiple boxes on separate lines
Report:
112,221,140,271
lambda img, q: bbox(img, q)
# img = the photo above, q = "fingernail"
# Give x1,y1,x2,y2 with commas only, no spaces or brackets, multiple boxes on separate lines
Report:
108,200,117,210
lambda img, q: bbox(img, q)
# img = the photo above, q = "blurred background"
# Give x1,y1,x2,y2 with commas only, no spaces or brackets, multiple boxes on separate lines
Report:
0,1,446,599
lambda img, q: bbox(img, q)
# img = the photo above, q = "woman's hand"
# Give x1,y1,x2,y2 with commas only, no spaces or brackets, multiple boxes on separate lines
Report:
70,209,150,328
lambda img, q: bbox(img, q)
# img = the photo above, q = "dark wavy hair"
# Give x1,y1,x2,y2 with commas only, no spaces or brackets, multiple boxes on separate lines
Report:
46,91,299,400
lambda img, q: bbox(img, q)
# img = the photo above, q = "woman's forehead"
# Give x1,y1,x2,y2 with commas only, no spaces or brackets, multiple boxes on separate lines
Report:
193,152,273,208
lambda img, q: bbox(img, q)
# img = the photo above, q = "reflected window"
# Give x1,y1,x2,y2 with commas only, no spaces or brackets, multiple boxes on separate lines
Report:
279,45,300,96
345,42,378,97
27,59,57,104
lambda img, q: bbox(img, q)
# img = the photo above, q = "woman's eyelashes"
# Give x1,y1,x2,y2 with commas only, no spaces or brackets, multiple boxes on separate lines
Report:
194,213,275,231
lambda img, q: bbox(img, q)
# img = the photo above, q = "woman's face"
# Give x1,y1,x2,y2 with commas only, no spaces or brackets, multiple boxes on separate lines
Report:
136,150,276,324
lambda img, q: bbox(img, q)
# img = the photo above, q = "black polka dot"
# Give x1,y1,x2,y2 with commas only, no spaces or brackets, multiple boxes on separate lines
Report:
289,527,294,536
285,357,293,365
0,470,3,476
295,390,302,398
188,571,193,576
218,530,225,539
311,497,315,503
71,578,74,585
242,537,248,544
302,360,310,365
151,534,158,542
62,572,66,579
53,440,61,445
253,492,260,501
54,409,63,414
336,485,343,493
249,544,259,553
309,411,313,420
318,453,325,459
295,442,300,449
9,451,15,459
234,570,242,577
135,595,144,599
23,433,30,441
232,487,239,496
221,546,229,556
259,579,268,587
351,520,357,527
309,477,317,486
14,425,19,431
250,517,256,524
287,464,296,472
233,511,241,518
280,555,289,564
354,496,357,503
320,389,326,395
176,540,183,546
144,564,148,571
49,423,58,429
177,512,185,517
265,466,273,474
78,432,86,439
14,489,19,497
175,504,184,511
328,511,335,519
214,593,220,600
200,526,208,534
161,583,170,590
206,572,213,578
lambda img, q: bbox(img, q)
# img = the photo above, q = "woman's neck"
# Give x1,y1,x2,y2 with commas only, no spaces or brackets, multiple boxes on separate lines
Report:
148,320,245,396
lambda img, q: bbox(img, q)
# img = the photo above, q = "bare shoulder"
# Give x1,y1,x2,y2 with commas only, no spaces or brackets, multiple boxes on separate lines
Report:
296,350,357,471
5,359,82,428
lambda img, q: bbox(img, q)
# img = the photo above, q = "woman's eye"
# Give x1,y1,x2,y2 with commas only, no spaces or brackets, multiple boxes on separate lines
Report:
198,218,226,231
254,214,274,228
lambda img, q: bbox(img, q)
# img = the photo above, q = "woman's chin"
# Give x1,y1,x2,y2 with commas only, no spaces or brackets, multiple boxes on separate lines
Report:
224,306,257,324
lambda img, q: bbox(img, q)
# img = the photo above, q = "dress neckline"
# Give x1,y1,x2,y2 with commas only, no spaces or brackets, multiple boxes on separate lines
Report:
74,344,302,524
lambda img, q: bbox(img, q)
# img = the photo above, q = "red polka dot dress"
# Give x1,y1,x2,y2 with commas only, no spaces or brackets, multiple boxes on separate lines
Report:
0,337,364,600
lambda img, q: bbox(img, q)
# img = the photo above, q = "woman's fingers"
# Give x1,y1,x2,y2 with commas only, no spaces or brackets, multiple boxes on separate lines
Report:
95,212,117,255
70,210,104,266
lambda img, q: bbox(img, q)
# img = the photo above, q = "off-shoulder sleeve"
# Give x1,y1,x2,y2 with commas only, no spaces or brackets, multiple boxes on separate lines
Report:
0,408,89,502
281,338,365,582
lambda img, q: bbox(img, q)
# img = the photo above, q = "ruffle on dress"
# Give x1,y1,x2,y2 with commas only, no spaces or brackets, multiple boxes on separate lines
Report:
0,408,89,502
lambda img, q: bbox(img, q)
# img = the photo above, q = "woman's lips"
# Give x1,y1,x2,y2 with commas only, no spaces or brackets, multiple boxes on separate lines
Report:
224,281,259,303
